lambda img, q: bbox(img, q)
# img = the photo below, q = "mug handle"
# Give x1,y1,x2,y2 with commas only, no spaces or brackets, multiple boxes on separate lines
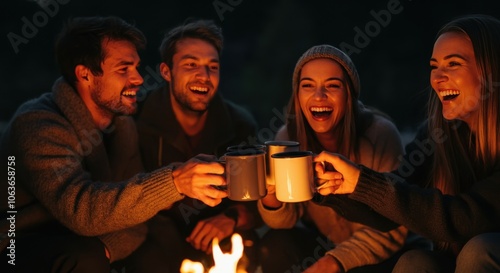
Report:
217,155,226,164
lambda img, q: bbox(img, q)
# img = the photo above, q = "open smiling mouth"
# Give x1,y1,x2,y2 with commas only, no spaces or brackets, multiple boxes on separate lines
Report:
310,106,333,118
440,90,460,101
190,86,209,95
122,90,137,99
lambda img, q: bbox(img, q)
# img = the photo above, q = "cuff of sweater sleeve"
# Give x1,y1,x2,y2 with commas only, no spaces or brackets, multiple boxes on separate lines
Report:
349,165,394,211
257,200,296,229
325,252,346,272
99,224,148,262
143,166,184,211
327,246,369,272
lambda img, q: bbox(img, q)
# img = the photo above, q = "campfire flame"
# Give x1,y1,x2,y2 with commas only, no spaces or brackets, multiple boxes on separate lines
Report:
180,233,245,273
180,260,204,273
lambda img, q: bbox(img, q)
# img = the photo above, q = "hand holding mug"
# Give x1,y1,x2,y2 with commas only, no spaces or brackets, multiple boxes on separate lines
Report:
265,140,300,185
313,151,361,195
261,141,301,207
260,183,282,209
172,154,227,207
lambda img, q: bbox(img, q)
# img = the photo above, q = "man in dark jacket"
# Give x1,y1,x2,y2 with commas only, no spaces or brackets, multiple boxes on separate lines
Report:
135,19,261,272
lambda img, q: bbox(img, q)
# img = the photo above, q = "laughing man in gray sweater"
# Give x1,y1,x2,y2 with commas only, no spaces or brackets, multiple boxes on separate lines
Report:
0,16,228,273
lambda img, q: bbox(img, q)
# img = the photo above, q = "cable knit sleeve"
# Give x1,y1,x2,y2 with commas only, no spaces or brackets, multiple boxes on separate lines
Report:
352,165,500,244
11,111,184,236
326,114,408,271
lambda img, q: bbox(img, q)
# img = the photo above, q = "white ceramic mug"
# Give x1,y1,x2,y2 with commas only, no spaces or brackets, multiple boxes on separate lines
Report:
264,140,300,185
271,151,314,202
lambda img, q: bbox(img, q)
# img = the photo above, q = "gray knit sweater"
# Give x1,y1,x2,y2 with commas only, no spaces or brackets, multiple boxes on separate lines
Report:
0,78,184,262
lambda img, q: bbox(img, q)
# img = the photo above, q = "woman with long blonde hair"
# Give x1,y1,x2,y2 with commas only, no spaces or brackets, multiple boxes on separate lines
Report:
315,14,500,273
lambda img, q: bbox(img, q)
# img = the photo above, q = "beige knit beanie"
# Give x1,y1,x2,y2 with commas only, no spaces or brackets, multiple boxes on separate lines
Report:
292,45,360,99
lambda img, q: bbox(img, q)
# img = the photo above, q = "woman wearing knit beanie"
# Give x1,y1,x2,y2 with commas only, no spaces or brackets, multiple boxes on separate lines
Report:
257,44,421,273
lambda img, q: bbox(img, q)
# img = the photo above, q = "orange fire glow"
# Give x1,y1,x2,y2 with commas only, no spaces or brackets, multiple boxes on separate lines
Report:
180,233,245,273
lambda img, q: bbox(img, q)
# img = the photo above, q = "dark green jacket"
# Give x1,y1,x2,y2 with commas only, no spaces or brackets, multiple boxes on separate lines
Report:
135,85,259,233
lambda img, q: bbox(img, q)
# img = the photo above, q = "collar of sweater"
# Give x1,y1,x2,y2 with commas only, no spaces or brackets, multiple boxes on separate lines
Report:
51,77,138,181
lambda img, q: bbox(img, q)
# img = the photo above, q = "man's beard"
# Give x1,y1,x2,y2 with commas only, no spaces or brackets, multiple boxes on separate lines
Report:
170,76,212,115
91,80,137,118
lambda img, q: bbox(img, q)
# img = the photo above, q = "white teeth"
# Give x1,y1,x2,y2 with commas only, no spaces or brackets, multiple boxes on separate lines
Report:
310,107,333,112
190,86,208,92
439,90,460,97
122,91,136,96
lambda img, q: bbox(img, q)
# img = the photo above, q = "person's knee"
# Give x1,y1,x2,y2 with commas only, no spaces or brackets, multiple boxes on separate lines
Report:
457,233,500,263
393,249,439,273
394,250,429,267
455,233,500,273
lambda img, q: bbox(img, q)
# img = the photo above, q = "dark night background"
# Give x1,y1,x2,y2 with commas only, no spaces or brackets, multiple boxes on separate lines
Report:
1,0,499,144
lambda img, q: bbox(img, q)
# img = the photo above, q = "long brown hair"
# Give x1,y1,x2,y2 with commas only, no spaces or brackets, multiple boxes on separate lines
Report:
285,45,375,161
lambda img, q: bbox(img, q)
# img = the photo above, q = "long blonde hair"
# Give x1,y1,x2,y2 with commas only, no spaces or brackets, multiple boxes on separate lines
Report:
428,14,500,195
